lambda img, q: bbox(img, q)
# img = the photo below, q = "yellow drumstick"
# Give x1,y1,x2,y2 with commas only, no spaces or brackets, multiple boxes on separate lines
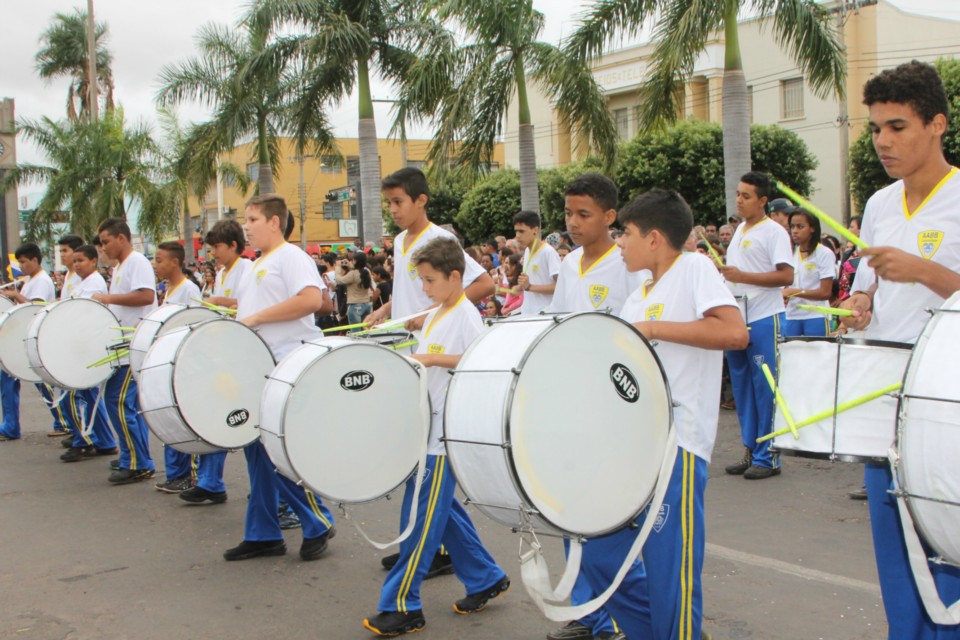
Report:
322,321,370,333
757,382,902,443
698,231,724,266
87,349,130,369
761,363,799,439
776,182,869,250
194,298,237,315
795,304,854,317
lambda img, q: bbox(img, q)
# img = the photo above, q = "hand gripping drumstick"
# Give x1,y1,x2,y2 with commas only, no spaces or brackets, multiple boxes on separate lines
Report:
760,363,800,439
757,382,903,443
775,182,869,251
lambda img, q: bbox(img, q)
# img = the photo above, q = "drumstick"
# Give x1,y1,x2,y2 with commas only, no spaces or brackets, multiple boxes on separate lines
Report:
390,340,418,351
698,231,724,267
775,182,869,250
87,349,130,369
0,280,22,290
795,304,854,317
111,326,137,332
322,321,369,333
357,309,433,335
760,363,800,439
496,286,520,295
194,298,238,315
757,382,903,443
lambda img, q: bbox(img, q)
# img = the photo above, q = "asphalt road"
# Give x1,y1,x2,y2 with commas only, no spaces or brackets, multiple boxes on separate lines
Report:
0,387,885,640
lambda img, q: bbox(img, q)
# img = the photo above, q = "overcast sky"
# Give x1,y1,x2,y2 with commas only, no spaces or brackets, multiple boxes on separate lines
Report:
4,0,959,177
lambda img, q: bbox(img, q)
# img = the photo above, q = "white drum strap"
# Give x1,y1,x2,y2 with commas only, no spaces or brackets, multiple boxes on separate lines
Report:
40,386,69,410
340,358,430,550
79,383,107,438
889,449,960,625
519,429,679,621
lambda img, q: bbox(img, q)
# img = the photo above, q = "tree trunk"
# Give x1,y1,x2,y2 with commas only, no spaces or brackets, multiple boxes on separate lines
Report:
721,1,751,221
256,114,275,194
514,55,539,214
182,196,193,264
357,57,382,247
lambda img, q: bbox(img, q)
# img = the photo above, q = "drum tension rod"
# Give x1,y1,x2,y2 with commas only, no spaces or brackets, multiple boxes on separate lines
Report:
926,306,960,315
463,498,539,515
448,368,522,376
901,393,960,406
440,437,511,449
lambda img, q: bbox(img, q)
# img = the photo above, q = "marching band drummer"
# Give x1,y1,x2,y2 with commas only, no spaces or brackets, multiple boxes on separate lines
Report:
0,243,69,442
838,60,960,640
90,218,158,485
514,210,561,315
151,241,202,494
222,194,336,562
177,219,251,506
58,238,120,463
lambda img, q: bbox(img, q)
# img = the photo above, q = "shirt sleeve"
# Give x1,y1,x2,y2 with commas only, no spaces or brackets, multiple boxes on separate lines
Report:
546,267,569,312
285,248,325,298
544,246,562,278
692,255,739,318
816,246,837,280
770,225,795,268
127,255,158,293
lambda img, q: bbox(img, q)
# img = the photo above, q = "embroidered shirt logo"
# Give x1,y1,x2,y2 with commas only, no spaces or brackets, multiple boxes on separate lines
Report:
428,344,445,354
653,504,669,533
918,230,944,260
255,269,267,285
532,264,539,273
408,261,418,280
589,284,609,309
645,303,664,322
742,240,753,250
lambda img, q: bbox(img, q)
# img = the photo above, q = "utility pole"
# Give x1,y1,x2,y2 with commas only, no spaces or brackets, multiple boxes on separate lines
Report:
86,0,98,122
297,155,307,250
836,0,851,224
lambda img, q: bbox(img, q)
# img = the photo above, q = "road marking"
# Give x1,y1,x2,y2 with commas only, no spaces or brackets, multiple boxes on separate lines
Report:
706,543,882,596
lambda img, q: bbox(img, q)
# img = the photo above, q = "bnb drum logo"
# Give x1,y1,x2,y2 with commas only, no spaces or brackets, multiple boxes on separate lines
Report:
610,364,639,403
226,409,250,427
341,370,375,391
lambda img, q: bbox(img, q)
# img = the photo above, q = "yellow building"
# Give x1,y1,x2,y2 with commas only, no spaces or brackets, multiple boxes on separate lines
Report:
190,137,504,250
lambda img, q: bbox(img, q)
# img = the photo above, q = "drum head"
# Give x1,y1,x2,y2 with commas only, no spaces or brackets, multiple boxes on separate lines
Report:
277,340,426,503
31,299,121,389
509,313,671,536
129,305,220,379
0,304,45,382
899,292,960,564
168,319,275,449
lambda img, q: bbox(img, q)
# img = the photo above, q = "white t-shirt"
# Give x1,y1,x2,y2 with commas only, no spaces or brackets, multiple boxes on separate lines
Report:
72,273,108,299
725,217,793,323
22,270,56,302
417,295,483,455
520,241,561,315
392,223,486,319
853,169,960,343
163,278,201,307
236,242,323,360
215,257,252,299
786,245,837,320
548,244,643,315
108,252,158,328
619,253,738,462
60,271,83,301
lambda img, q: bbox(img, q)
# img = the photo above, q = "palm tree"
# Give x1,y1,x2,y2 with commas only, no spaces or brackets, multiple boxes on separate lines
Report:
567,0,845,218
397,0,617,214
247,0,426,246
35,8,115,122
2,110,158,240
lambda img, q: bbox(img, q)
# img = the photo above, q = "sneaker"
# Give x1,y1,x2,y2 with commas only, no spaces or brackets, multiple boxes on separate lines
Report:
109,459,120,471
108,468,155,485
279,510,301,530
725,446,753,475
701,631,713,640
381,551,455,579
720,400,736,411
95,447,119,456
179,486,228,504
848,485,868,500
155,476,194,493
453,575,510,614
743,464,781,480
223,539,286,561
48,430,69,437
547,621,593,640
0,433,19,442
61,435,75,448
595,632,626,640
363,610,426,636
60,447,95,462
300,532,331,561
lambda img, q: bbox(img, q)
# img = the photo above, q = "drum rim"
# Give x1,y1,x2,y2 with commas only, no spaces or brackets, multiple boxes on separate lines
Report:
30,298,120,390
130,304,221,377
447,311,674,537
770,446,886,464
780,335,913,351
0,303,46,382
272,339,424,504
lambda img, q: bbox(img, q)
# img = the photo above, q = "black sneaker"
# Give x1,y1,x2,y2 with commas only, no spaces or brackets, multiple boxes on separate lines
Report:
363,610,426,636
300,532,331,561
381,551,455,579
95,447,119,456
725,446,753,475
155,477,194,493
453,575,510,614
109,459,120,470
279,510,301,530
61,447,95,462
547,621,593,640
223,539,286,561
61,435,75,448
108,468,155,485
743,464,781,480
179,486,228,504
595,632,626,640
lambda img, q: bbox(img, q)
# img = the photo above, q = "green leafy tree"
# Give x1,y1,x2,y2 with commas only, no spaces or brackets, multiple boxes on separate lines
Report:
568,0,845,220
455,170,522,244
537,158,604,233
35,8,115,121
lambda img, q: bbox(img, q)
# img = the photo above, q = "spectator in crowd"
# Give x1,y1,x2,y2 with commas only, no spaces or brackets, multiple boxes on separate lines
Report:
337,251,374,329
767,198,793,231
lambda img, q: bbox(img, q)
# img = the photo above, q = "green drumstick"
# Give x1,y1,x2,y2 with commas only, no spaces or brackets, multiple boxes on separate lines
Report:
761,363,800,439
776,182,869,250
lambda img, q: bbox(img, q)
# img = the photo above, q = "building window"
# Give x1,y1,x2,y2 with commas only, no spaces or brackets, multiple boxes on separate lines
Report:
246,162,259,183
323,202,343,220
614,108,630,140
346,156,361,184
781,78,804,119
320,155,342,174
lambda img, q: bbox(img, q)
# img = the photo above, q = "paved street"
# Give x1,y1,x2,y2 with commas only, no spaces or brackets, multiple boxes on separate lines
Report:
0,388,885,640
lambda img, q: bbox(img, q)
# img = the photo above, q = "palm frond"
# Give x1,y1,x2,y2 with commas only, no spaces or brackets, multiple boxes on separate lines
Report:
767,0,846,99
565,0,663,61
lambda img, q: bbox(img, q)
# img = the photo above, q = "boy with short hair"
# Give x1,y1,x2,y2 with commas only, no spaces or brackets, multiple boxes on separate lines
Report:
575,188,747,640
223,194,336,562
90,218,158,484
363,237,509,637
720,171,794,480
513,210,561,315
